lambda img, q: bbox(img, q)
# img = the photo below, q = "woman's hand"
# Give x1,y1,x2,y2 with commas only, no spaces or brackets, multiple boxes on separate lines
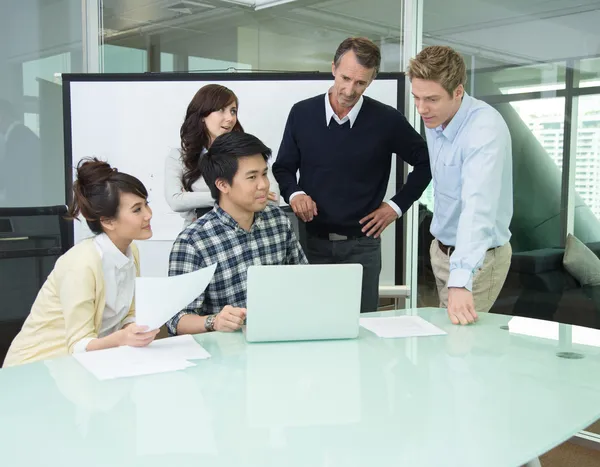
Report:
118,324,159,347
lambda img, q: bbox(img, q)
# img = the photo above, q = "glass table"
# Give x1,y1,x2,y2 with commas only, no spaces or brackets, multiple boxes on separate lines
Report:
1,308,599,467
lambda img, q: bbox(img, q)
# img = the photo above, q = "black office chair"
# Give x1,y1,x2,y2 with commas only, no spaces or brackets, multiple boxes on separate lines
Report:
0,205,71,365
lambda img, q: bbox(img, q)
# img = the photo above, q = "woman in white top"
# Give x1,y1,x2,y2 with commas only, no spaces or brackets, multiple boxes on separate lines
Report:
4,158,159,366
165,84,276,227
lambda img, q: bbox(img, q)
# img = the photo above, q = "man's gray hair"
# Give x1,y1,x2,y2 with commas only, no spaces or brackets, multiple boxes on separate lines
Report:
333,37,381,75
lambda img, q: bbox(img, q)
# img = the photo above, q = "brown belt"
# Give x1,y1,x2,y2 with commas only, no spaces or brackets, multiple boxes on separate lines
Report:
438,242,455,255
438,241,496,256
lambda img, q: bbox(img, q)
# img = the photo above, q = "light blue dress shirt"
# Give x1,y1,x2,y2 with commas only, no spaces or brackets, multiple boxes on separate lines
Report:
425,93,513,291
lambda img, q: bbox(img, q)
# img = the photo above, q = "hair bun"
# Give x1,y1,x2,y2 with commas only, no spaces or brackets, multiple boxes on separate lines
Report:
75,157,114,189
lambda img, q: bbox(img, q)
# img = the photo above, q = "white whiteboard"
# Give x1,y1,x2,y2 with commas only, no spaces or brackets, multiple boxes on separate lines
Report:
66,76,400,283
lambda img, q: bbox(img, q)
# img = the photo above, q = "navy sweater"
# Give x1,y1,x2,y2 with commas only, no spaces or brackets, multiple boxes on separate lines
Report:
273,94,431,236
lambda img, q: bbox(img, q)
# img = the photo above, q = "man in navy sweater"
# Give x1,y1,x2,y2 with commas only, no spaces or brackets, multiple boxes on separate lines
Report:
273,37,431,313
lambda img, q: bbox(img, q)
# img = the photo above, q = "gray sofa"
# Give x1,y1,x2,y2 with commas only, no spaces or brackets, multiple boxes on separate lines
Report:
492,245,600,329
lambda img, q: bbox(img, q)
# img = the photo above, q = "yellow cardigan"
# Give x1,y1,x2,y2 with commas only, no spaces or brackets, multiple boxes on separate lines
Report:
3,238,140,367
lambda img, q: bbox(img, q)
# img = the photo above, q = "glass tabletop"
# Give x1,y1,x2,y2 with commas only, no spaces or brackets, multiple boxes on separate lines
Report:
1,308,599,467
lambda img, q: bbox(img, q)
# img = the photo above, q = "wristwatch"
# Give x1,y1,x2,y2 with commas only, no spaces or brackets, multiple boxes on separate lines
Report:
205,314,217,332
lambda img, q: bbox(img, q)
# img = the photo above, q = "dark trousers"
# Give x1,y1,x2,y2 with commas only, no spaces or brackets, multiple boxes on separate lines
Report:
305,232,381,313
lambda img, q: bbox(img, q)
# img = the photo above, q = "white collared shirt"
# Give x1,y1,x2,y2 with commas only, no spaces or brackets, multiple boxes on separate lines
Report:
324,90,364,128
72,233,137,352
289,90,402,217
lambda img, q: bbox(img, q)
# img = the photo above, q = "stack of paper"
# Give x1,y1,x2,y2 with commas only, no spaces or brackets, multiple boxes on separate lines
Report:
74,335,211,380
359,315,447,338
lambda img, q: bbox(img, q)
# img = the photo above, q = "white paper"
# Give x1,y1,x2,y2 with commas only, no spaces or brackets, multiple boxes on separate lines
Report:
133,335,211,361
135,263,218,330
359,316,447,338
73,346,195,381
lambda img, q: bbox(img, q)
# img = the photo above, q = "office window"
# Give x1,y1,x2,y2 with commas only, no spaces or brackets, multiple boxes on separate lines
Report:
475,62,566,98
574,94,600,243
22,53,71,97
579,58,600,88
102,45,147,73
161,52,174,72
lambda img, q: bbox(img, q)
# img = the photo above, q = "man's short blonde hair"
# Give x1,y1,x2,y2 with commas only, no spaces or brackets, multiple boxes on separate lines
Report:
406,46,467,96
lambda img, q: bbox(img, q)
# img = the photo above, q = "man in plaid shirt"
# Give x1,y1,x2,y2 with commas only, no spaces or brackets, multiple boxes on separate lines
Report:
167,132,308,336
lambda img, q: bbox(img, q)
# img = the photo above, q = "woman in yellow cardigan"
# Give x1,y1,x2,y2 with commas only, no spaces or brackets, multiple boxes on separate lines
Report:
3,158,160,367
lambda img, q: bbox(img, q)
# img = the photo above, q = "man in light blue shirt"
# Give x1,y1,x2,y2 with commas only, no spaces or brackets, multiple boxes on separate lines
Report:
407,46,513,325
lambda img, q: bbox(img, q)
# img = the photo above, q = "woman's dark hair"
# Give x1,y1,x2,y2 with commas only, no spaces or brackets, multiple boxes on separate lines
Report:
67,158,148,235
200,132,271,201
180,84,243,192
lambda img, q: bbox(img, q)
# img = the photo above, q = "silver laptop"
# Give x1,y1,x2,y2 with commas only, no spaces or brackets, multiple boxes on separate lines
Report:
244,264,362,343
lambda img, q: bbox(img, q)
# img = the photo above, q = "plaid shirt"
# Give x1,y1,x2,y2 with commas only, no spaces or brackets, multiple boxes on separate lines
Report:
167,204,308,335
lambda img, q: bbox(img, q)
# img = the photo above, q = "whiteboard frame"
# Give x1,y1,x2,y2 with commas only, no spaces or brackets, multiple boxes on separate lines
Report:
61,72,407,286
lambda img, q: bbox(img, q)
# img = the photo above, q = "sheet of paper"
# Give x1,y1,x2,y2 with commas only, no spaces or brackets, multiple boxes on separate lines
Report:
131,335,211,361
359,315,447,338
135,263,218,330
73,346,195,381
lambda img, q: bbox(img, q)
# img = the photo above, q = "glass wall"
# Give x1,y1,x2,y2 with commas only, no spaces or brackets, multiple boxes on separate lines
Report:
0,0,83,364
100,1,403,73
0,0,82,208
103,45,147,73
417,0,600,331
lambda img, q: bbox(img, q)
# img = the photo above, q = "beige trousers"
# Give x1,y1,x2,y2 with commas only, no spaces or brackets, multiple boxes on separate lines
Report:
429,239,512,314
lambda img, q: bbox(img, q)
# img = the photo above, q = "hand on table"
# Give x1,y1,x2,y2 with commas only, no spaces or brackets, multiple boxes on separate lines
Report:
214,305,247,332
447,287,478,325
